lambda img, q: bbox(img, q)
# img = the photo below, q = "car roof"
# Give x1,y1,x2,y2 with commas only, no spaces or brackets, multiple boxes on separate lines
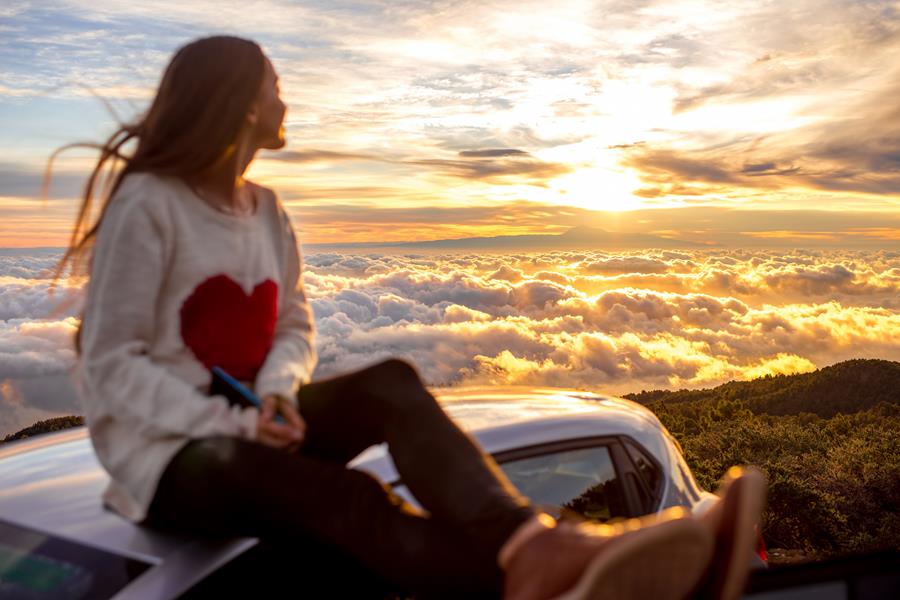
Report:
350,386,671,481
0,386,668,568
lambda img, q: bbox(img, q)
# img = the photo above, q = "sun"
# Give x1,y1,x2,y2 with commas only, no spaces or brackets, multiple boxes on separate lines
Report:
478,162,649,213
547,166,645,212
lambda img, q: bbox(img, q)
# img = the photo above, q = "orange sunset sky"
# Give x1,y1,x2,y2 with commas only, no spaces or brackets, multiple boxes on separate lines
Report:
0,1,898,435
1,0,899,247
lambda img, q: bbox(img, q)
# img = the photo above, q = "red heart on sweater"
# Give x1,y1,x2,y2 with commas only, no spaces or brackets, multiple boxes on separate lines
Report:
180,275,278,381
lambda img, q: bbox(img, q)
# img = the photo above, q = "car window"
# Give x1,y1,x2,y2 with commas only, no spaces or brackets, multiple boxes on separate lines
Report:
499,446,628,522
0,519,151,599
624,439,662,505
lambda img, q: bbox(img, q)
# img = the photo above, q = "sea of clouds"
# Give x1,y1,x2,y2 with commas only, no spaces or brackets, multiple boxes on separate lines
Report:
1,247,898,436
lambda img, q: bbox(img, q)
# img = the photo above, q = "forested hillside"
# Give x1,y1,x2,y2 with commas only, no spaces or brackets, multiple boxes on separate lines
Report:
626,359,900,560
2,415,84,443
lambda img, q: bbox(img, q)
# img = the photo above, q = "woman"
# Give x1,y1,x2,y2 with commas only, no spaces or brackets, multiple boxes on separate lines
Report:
57,35,763,599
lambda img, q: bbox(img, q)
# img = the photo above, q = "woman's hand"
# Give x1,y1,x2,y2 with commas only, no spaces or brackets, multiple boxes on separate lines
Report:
256,394,306,451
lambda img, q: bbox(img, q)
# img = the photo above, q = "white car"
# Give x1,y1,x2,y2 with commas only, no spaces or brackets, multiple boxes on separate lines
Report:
0,386,722,599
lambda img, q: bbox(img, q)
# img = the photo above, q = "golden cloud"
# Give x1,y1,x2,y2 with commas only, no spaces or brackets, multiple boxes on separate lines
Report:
2,248,898,407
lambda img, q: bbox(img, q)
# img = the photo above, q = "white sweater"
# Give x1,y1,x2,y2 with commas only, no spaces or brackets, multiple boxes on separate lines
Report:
75,172,317,522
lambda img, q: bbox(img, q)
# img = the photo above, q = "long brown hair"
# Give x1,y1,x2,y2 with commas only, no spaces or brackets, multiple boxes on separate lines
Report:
46,35,266,348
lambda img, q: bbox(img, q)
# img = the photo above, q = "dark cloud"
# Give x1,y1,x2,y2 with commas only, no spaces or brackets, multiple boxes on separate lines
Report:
637,149,741,180
269,149,376,163
608,142,645,150
741,162,800,176
458,149,528,158
795,89,900,193
268,147,568,185
406,156,572,184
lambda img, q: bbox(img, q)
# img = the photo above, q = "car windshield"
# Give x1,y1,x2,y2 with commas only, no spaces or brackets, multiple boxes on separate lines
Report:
0,519,152,599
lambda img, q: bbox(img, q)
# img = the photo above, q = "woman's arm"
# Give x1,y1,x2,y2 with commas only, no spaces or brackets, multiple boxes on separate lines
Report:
254,203,317,407
77,178,258,440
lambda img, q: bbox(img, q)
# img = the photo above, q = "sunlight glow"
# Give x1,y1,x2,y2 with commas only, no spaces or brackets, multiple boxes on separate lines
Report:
547,166,644,211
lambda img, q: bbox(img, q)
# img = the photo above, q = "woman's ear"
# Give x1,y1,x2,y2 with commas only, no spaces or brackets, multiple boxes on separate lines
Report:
246,104,259,127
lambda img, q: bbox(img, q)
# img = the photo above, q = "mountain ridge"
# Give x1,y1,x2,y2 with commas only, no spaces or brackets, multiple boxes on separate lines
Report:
624,358,900,417
305,225,707,250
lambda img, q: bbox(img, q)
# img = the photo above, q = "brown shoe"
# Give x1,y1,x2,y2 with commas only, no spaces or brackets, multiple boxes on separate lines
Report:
697,467,767,600
504,507,714,600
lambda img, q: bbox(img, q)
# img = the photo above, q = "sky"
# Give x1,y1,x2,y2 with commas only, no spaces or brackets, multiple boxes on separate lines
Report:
2,0,899,246
1,1,899,435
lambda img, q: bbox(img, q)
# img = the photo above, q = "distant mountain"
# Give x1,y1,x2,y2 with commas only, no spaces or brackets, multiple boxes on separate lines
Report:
625,359,900,418
306,226,706,251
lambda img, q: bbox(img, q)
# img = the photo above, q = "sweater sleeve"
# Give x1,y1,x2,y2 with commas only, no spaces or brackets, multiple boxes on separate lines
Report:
78,178,259,440
254,202,318,406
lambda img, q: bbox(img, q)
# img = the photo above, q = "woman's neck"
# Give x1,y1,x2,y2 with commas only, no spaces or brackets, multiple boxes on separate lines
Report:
191,140,258,212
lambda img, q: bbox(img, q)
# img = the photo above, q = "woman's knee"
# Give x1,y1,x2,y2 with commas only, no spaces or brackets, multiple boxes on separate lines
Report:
174,436,264,480
351,358,424,395
369,358,421,384
349,358,438,416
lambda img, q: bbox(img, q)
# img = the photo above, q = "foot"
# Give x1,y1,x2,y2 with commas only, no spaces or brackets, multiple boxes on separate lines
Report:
503,507,714,600
697,466,767,600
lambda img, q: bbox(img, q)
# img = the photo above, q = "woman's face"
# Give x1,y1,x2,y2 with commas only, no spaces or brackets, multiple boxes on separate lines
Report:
248,58,287,150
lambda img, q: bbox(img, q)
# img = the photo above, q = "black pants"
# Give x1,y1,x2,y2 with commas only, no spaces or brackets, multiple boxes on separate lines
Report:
147,359,536,596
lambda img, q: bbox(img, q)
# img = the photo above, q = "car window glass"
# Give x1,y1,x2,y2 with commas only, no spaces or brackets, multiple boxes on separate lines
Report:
499,446,627,522
624,440,662,500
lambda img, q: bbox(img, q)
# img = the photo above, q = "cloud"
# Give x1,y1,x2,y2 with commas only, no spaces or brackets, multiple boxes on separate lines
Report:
0,318,78,379
670,2,900,113
295,248,899,394
0,375,80,439
489,265,524,282
407,155,573,184
0,162,87,199
278,201,900,248
2,247,899,436
458,149,529,158
0,251,64,278
625,68,900,198
269,149,376,163
269,147,571,186
578,256,672,274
